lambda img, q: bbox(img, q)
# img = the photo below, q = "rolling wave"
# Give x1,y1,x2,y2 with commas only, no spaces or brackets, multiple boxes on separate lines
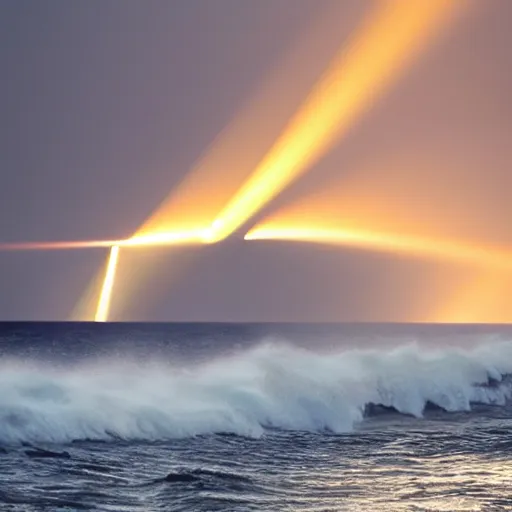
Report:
0,340,511,443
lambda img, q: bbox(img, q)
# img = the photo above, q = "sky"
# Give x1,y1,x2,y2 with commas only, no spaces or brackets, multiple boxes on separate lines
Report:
0,0,511,322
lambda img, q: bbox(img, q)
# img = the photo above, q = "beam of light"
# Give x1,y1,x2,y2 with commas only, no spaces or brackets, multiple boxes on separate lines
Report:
88,229,211,321
205,0,468,243
16,230,210,322
132,2,358,240
73,3,358,322
94,245,120,322
275,151,511,252
75,1,355,315
0,239,120,251
69,228,208,321
245,226,512,271
72,0,468,321
121,230,210,247
0,230,210,253
70,260,111,322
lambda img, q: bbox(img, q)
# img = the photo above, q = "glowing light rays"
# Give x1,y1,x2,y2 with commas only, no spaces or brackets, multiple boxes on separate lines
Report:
0,239,120,251
94,245,120,322
92,229,210,321
0,228,212,321
123,230,212,247
71,0,468,321
206,0,468,242
133,2,354,240
78,229,209,321
2,0,482,322
245,225,512,271
0,229,212,253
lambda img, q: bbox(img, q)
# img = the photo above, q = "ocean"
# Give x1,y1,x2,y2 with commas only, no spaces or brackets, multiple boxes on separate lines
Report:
0,322,510,511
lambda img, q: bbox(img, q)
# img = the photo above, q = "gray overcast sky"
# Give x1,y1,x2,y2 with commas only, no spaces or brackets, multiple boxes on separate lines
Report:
0,0,511,322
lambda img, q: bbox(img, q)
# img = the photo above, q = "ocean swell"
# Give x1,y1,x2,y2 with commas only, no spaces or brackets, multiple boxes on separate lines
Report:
0,340,511,443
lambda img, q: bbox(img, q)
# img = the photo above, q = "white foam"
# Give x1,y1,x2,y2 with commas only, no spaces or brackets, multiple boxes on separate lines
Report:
0,339,511,444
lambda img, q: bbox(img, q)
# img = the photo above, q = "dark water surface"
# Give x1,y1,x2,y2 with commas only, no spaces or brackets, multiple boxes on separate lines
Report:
0,322,511,511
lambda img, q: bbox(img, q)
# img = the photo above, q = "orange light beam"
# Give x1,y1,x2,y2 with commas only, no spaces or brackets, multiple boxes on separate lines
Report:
0,239,120,251
132,1,351,240
94,245,120,322
122,230,209,247
65,229,208,322
94,229,208,322
0,229,210,252
205,0,468,243
245,226,512,271
0,230,209,322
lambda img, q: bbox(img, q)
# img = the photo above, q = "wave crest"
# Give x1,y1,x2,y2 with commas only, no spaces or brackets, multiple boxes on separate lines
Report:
0,340,511,443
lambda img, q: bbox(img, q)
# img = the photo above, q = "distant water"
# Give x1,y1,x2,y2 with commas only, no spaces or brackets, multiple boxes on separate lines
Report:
0,322,511,511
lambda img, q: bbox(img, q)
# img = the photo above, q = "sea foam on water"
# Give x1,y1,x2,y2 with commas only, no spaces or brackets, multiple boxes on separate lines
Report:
0,339,511,444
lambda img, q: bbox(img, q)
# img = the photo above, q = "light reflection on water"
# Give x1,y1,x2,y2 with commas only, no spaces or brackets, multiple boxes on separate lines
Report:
286,420,512,511
4,420,511,511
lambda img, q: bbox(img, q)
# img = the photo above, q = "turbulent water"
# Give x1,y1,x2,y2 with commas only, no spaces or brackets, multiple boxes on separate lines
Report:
0,322,511,511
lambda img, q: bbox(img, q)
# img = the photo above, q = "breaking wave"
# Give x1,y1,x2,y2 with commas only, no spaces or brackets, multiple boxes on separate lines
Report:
0,340,511,444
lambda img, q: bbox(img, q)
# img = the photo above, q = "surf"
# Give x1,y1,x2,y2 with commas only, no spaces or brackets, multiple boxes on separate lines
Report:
0,338,511,444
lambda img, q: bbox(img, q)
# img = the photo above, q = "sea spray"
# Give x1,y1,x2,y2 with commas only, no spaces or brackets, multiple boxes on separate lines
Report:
0,340,511,444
